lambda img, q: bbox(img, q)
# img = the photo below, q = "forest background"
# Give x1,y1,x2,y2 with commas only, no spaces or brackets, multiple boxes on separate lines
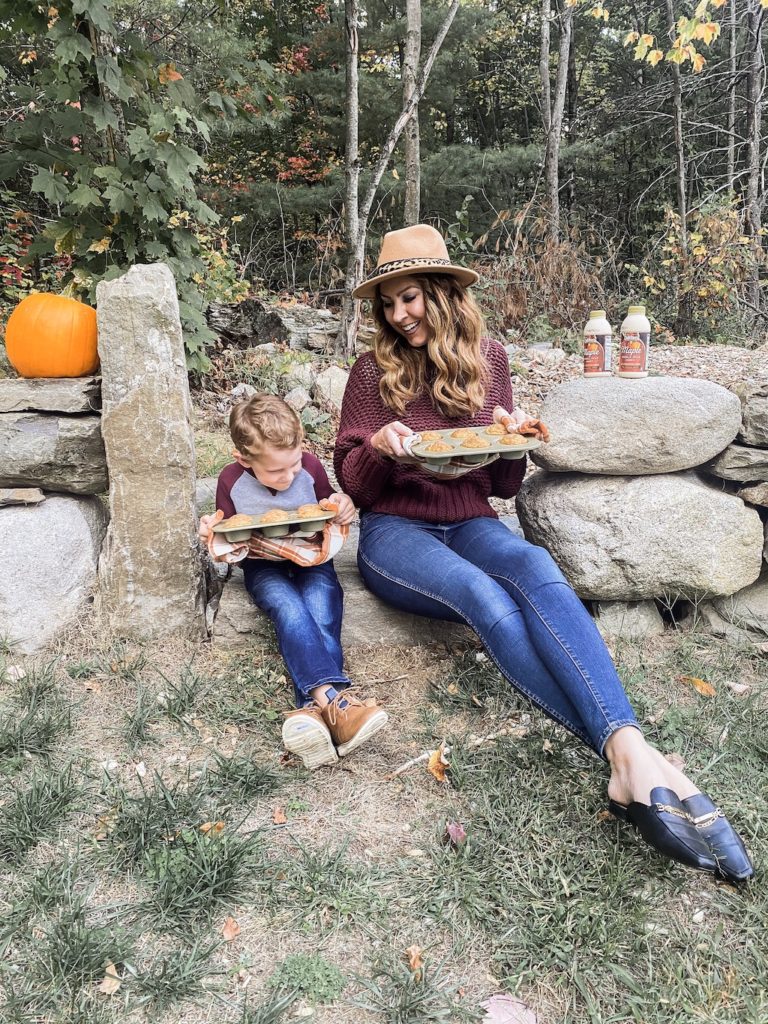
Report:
0,0,766,369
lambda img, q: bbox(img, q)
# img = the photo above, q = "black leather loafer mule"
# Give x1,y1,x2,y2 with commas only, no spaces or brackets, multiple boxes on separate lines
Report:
609,786,717,873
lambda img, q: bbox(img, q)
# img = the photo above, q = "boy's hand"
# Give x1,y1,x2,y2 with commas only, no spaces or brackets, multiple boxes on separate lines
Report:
323,492,355,526
199,509,224,541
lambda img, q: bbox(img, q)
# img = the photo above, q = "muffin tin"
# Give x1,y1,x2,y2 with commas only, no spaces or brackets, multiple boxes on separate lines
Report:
212,508,336,542
409,426,541,466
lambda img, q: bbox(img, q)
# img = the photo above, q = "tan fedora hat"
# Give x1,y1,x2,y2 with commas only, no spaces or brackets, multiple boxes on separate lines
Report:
352,223,479,299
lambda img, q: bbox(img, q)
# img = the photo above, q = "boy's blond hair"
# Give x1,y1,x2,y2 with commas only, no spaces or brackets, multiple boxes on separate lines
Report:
229,393,303,456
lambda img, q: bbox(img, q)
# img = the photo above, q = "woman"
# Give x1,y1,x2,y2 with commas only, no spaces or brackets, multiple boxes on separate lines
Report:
334,223,753,882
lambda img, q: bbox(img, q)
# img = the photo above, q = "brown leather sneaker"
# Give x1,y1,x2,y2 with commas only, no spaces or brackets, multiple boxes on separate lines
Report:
282,707,338,769
320,693,389,756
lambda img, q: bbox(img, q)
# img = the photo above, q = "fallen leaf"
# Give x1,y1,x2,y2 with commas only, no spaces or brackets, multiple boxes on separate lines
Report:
447,683,459,695
541,739,553,753
221,916,241,941
273,806,287,825
134,761,147,778
678,675,716,697
158,62,183,83
427,741,449,783
97,961,121,996
199,820,225,835
405,944,424,979
725,680,750,696
596,809,613,823
481,993,538,1023
445,820,467,847
664,751,686,772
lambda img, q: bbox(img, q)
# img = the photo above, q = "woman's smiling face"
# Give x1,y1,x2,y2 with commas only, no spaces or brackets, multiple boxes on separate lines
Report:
379,276,431,348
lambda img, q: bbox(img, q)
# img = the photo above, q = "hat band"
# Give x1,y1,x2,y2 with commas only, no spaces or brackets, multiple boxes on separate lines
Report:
368,256,452,280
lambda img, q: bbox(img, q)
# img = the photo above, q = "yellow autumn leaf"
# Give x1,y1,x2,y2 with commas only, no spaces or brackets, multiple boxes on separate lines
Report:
98,961,121,996
392,167,400,179
199,820,225,835
647,49,664,67
427,741,449,783
678,675,716,697
158,62,183,83
624,31,639,46
272,806,287,824
640,33,654,46
692,52,707,73
405,944,424,980
694,21,720,45
88,237,111,253
221,916,241,941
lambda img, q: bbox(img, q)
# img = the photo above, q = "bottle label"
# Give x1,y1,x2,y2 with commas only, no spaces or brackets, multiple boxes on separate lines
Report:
619,331,649,374
583,332,612,374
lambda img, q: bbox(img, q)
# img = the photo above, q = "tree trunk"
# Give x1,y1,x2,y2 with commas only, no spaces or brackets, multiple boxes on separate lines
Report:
542,6,572,242
665,0,691,335
338,0,362,357
403,0,422,225
539,0,551,138
337,0,460,355
726,0,737,190
745,3,765,312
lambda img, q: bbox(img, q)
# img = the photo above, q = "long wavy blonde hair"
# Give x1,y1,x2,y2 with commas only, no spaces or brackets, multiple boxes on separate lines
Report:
372,274,487,418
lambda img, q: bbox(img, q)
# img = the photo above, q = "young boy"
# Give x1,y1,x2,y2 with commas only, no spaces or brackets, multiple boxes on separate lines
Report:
206,393,388,769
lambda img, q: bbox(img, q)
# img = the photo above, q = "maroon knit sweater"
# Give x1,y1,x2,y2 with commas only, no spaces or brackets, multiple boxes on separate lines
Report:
334,339,526,523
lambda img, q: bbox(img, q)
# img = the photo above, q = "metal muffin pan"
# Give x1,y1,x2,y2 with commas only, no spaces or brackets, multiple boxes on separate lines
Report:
410,427,541,466
212,508,336,541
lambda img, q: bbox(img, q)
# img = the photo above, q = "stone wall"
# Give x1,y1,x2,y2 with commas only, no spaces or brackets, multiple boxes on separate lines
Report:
0,377,108,652
517,376,768,641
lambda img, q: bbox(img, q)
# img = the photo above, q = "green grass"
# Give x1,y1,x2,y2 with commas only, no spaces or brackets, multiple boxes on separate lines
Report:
143,826,270,925
0,764,83,861
267,952,346,1004
355,956,481,1023
119,687,161,751
206,746,283,802
132,940,222,1012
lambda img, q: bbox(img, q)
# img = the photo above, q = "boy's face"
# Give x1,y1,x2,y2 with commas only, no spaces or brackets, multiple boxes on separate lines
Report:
235,444,303,491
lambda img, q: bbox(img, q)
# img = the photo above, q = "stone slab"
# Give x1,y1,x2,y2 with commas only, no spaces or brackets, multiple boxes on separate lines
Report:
0,487,45,506
0,411,107,494
704,444,768,483
531,376,741,475
594,600,665,640
0,376,101,413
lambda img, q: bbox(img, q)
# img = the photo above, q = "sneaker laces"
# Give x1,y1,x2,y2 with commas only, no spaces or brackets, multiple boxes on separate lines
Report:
324,691,362,726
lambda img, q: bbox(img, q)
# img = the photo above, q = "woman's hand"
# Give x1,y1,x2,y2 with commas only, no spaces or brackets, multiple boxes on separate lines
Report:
493,406,550,443
370,421,418,461
322,492,356,526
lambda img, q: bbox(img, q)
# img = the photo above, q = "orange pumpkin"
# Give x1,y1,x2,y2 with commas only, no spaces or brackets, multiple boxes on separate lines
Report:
4,292,100,378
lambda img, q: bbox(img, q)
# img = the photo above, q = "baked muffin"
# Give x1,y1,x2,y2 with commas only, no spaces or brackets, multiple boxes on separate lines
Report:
450,428,476,439
296,503,326,518
461,435,489,449
499,433,527,446
220,513,253,529
419,430,443,442
485,423,506,436
259,508,290,523
424,441,453,453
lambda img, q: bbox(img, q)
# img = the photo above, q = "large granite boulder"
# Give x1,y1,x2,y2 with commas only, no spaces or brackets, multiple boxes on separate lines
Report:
711,570,768,638
738,382,768,448
0,412,107,494
704,444,768,483
314,365,349,411
0,496,108,653
531,377,741,475
0,376,101,414
96,264,206,640
516,470,763,600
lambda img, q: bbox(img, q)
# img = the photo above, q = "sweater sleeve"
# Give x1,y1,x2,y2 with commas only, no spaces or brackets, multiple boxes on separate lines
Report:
485,341,527,499
302,452,334,500
215,463,241,519
334,353,398,508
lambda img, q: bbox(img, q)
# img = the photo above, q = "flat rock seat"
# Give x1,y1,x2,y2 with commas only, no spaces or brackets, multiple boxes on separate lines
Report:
211,516,524,648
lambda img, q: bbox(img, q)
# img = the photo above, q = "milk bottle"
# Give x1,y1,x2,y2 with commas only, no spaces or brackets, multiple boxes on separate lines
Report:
583,310,613,376
617,305,650,378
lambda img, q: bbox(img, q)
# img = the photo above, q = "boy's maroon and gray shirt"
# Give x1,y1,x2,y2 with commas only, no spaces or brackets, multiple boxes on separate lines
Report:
216,452,334,520
334,338,526,524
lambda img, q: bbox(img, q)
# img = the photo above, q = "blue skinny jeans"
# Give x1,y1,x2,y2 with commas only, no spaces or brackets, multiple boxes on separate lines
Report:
358,513,639,757
242,559,350,708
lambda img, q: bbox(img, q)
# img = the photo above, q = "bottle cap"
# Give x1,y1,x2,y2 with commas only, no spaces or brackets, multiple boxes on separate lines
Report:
589,310,606,319
627,305,646,315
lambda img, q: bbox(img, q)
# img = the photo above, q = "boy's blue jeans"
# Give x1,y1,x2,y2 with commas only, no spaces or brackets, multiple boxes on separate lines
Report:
242,559,351,708
358,513,639,757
